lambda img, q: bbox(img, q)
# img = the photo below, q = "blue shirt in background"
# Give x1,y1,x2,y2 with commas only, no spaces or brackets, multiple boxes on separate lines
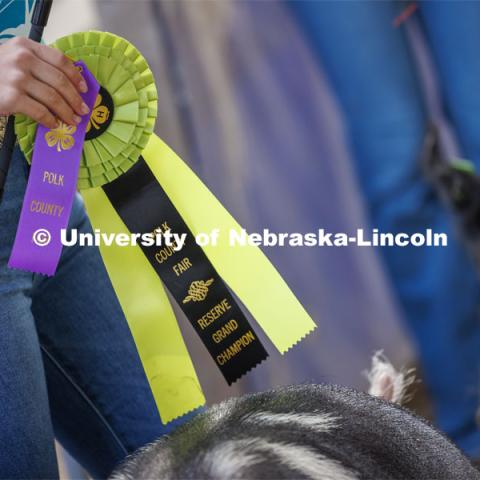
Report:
0,0,35,43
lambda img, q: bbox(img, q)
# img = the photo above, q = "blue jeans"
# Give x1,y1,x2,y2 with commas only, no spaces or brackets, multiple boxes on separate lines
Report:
0,149,188,479
290,1,480,458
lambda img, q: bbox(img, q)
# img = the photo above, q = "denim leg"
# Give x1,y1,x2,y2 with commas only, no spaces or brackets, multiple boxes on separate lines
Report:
290,0,480,457
0,149,59,479
421,2,480,170
1,147,193,478
418,1,480,456
31,193,191,478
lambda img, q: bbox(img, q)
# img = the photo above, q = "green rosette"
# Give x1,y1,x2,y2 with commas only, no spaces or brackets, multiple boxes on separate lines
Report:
15,31,158,189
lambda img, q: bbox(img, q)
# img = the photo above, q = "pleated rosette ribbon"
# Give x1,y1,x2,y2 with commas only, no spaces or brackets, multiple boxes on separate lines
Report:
14,31,316,423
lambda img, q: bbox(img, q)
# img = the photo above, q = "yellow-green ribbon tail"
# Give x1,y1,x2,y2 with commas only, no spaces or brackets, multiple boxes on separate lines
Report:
144,135,317,353
82,187,205,423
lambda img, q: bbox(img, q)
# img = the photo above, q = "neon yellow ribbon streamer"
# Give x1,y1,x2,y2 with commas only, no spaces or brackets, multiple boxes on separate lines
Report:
15,29,316,420
83,132,315,420
143,135,316,353
82,187,205,423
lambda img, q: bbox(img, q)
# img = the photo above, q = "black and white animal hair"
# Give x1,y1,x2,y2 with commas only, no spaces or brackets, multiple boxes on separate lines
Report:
112,381,479,479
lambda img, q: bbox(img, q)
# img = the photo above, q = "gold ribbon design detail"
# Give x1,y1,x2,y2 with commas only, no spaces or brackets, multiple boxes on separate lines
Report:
183,278,214,303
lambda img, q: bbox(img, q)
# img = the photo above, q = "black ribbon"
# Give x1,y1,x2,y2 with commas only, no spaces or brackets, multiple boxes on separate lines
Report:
103,157,268,384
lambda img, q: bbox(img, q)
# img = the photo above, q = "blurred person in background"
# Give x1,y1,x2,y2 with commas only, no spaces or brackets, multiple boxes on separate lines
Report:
97,0,480,463
289,1,480,459
96,0,480,460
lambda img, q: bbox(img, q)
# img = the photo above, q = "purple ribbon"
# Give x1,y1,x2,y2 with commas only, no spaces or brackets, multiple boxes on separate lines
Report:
8,62,99,276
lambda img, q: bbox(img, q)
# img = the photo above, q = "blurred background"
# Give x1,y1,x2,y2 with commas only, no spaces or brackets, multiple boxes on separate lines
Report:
11,0,480,476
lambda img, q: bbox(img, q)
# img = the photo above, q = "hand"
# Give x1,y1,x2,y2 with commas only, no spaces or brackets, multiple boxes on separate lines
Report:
0,37,89,129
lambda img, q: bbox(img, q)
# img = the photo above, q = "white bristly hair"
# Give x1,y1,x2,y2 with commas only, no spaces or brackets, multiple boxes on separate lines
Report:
204,438,359,480
365,350,415,405
243,410,339,433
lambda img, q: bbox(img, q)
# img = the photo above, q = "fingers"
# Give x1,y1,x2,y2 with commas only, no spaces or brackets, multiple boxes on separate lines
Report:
25,77,82,127
15,95,57,130
2,38,91,128
30,42,88,94
30,57,90,119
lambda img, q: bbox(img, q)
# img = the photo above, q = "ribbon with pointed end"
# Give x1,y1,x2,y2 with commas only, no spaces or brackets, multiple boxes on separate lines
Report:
14,31,317,422
9,61,99,275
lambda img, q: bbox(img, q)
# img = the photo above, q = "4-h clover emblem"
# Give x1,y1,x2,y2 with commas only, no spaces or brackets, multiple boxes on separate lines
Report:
45,122,76,152
86,93,110,135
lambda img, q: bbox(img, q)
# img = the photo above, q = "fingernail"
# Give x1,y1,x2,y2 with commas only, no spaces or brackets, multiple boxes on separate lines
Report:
80,103,90,115
73,115,82,124
79,81,88,93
